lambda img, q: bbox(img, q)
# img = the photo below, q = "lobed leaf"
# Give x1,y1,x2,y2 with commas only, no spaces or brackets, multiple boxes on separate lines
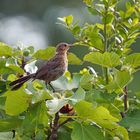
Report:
71,122,104,140
84,52,121,68
74,100,119,129
33,47,55,60
120,109,140,132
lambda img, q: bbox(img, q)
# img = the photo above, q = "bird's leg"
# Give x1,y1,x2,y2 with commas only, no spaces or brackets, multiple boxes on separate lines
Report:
49,82,55,92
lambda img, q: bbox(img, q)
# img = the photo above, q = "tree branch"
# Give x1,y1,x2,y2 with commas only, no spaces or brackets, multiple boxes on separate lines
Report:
124,86,128,112
49,112,59,140
120,86,128,118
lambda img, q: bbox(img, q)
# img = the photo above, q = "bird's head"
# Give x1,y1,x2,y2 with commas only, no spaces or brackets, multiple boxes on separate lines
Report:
56,43,73,53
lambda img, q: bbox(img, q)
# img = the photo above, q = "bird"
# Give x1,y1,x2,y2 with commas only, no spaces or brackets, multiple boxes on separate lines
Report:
10,43,73,90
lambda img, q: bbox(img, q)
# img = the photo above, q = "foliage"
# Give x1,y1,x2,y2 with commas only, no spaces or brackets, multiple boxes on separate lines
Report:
0,0,140,139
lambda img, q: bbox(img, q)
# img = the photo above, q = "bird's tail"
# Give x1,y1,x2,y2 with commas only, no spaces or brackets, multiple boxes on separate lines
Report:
9,73,35,90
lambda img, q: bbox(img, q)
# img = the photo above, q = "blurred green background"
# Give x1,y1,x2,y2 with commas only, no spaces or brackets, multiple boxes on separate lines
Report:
0,0,139,93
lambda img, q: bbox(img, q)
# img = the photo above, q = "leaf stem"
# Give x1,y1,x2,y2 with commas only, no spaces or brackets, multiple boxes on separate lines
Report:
103,6,109,84
60,115,79,118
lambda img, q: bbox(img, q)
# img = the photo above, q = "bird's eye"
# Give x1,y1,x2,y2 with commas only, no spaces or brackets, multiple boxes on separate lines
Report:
64,44,67,47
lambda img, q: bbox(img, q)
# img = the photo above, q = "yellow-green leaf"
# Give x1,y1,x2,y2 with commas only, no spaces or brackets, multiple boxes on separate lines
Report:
84,52,121,68
68,53,82,65
124,53,140,68
4,88,31,116
74,100,119,129
58,15,73,26
106,70,132,93
0,42,12,57
33,47,55,60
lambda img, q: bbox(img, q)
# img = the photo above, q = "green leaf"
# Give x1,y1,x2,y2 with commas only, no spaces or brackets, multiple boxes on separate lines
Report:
87,7,98,15
4,88,31,115
58,127,71,140
58,15,73,26
83,0,93,6
125,6,134,18
27,46,34,54
84,52,121,68
120,109,140,132
0,58,6,67
33,47,55,60
85,90,116,104
129,132,140,140
72,26,81,35
22,102,48,135
52,74,81,91
71,87,86,102
106,70,132,93
71,122,104,140
32,90,53,103
0,42,12,57
89,34,104,51
114,126,129,140
65,15,73,26
83,25,104,51
74,101,118,129
35,130,46,140
7,74,17,81
0,67,14,74
68,53,82,65
0,96,6,110
102,13,114,24
29,80,53,102
6,65,24,74
0,81,7,94
0,118,22,131
124,53,140,68
80,73,93,90
126,1,131,9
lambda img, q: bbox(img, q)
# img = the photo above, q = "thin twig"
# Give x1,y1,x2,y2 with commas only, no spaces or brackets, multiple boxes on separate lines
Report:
124,86,128,112
58,118,72,128
120,112,125,118
103,6,109,84
120,86,128,118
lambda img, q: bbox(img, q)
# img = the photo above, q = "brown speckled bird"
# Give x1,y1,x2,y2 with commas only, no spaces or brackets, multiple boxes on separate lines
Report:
10,43,72,90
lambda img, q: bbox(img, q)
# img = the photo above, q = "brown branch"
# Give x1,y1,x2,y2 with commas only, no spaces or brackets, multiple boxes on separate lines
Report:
120,86,128,118
120,112,125,118
49,112,59,140
47,113,73,140
124,86,128,112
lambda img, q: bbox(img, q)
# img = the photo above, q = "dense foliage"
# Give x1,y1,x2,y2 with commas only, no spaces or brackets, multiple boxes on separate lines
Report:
0,0,140,139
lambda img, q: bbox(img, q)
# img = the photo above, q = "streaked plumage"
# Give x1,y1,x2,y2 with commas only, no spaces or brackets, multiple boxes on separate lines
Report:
10,43,72,90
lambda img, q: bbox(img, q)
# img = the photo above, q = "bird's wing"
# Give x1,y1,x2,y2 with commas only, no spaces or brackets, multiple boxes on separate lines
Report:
35,58,61,79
